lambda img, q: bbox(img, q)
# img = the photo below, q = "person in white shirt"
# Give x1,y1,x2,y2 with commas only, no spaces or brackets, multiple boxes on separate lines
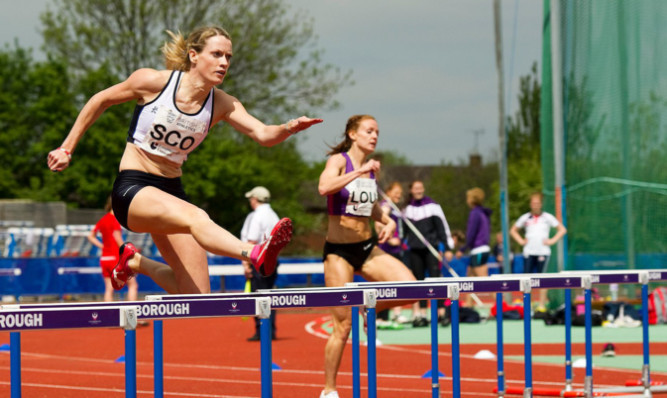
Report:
510,192,567,310
241,186,281,341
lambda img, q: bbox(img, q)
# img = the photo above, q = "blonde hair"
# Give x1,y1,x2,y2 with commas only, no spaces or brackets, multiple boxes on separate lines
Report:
530,192,544,202
162,26,231,71
327,114,376,155
466,187,485,206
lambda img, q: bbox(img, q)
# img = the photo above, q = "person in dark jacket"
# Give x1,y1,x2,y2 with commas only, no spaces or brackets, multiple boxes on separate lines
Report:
457,187,492,307
403,180,454,327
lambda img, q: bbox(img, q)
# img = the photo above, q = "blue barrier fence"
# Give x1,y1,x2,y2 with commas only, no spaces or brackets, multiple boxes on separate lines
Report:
0,256,341,297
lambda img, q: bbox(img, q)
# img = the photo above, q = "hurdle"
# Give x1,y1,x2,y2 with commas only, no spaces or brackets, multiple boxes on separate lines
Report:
0,303,137,398
1,297,270,398
557,269,667,397
355,277,529,398
422,274,593,398
146,287,377,398
488,270,667,398
343,281,461,398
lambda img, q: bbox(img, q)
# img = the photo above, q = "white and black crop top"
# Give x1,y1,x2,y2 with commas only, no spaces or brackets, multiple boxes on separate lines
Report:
126,71,214,165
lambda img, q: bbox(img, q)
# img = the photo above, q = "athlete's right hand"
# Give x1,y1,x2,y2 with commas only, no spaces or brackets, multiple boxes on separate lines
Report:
359,159,381,174
47,147,72,172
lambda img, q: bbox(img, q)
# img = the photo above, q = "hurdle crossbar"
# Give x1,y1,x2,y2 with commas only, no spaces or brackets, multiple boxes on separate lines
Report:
1,297,270,398
0,304,137,398
557,269,667,397
147,288,374,398
432,274,591,398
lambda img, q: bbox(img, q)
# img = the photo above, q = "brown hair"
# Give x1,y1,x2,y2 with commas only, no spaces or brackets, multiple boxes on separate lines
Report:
327,114,375,155
162,26,231,71
408,180,424,201
409,180,423,190
452,229,465,243
385,181,402,192
466,187,485,206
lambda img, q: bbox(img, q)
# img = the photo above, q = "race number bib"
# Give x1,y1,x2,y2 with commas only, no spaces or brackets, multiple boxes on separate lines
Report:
140,106,208,158
345,178,378,217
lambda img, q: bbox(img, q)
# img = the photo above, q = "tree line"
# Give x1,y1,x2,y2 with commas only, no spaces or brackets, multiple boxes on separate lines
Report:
0,0,543,255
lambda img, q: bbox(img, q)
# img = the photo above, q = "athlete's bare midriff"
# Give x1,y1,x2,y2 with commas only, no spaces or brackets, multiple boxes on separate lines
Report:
326,215,373,244
119,143,183,178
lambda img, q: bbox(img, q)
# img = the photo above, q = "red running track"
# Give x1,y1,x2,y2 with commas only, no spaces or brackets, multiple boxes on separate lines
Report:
0,312,665,397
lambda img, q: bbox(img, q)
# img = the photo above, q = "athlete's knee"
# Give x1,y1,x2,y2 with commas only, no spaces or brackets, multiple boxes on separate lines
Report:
333,318,352,338
186,207,213,228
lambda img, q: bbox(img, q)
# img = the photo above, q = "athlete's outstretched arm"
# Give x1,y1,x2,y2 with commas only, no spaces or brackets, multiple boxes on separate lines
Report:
214,89,322,147
47,69,170,172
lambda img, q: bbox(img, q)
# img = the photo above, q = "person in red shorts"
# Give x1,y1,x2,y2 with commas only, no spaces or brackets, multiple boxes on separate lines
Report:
87,197,138,302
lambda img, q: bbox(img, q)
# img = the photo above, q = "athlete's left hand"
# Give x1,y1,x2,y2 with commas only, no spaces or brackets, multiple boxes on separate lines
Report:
376,218,396,244
287,116,323,134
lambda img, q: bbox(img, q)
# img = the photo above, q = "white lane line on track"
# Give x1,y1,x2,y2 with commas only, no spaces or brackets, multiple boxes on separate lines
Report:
0,363,656,394
0,366,433,395
373,343,667,376
5,348,666,383
0,378,505,397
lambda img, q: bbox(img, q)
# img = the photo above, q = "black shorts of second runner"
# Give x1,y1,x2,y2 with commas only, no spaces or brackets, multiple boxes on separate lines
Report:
323,238,376,271
524,255,550,273
111,169,190,231
469,251,490,267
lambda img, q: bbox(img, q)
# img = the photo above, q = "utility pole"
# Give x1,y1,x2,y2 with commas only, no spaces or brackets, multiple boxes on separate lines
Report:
493,0,511,279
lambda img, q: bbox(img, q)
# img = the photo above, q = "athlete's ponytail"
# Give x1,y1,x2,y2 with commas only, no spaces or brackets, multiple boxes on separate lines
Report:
162,26,232,71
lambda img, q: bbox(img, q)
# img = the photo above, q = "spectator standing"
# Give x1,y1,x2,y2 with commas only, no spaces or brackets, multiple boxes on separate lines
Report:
456,187,492,307
241,186,280,341
403,180,454,327
510,192,567,310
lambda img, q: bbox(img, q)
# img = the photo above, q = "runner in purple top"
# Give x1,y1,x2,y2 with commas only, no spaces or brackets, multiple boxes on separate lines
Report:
317,115,416,398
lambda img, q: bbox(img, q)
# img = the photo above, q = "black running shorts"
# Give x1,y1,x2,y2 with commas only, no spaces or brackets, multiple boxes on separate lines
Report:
111,170,190,231
323,238,376,270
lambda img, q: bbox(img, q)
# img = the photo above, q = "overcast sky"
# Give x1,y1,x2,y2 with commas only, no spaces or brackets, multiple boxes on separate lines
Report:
1,0,543,165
